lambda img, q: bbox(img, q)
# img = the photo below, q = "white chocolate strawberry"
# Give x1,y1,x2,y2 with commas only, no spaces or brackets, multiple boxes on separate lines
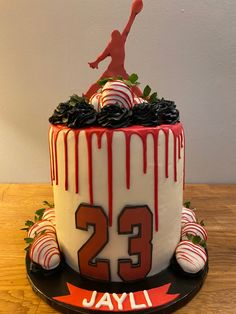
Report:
181,206,197,227
42,208,56,226
27,220,56,239
176,240,207,274
134,97,147,105
90,92,102,112
182,222,208,242
101,80,134,109
29,232,61,270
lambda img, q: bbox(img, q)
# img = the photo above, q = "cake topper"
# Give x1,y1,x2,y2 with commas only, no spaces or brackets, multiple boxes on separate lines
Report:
85,0,144,98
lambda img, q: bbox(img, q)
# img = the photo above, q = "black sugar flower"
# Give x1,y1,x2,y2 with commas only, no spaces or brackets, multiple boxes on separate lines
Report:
49,95,97,128
97,104,132,128
49,102,71,125
154,98,180,125
67,103,97,128
132,102,159,126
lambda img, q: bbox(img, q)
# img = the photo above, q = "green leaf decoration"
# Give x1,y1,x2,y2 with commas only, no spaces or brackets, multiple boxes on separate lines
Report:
143,85,152,98
25,220,34,227
43,201,54,208
184,201,191,209
35,208,46,218
24,237,34,244
129,73,139,84
68,94,86,106
35,208,46,220
149,92,158,103
98,74,140,87
186,234,206,249
123,80,132,87
97,77,113,86
199,220,205,227
192,235,202,244
21,227,29,231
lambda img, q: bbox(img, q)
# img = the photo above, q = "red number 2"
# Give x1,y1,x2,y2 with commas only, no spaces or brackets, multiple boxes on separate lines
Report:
76,204,153,282
75,204,110,281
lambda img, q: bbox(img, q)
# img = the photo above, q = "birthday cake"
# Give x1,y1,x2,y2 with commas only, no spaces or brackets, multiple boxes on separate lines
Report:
24,1,208,312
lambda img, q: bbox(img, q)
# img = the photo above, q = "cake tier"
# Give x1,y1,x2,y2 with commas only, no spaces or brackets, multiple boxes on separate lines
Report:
49,123,185,282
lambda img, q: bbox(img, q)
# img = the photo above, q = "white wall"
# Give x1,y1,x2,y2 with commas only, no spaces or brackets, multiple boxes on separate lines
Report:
0,0,236,183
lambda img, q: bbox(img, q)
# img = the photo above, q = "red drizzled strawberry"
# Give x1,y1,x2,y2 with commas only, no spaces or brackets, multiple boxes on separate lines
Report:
182,222,208,242
175,240,207,274
27,220,56,239
89,92,102,112
181,206,197,227
101,80,134,109
42,208,56,226
29,232,61,270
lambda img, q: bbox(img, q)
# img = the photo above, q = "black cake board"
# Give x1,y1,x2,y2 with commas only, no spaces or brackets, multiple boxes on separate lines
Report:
26,255,208,314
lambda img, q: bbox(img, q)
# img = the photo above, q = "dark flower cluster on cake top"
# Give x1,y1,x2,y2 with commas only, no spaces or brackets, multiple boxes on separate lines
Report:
49,95,180,129
49,95,97,128
97,104,133,128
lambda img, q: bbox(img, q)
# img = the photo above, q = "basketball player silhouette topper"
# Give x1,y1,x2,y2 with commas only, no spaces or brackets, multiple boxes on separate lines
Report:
85,0,144,99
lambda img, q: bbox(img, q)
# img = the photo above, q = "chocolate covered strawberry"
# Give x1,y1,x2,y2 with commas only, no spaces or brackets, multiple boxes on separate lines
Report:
27,220,56,239
101,80,134,109
182,222,207,242
89,92,102,112
175,240,207,274
181,206,197,227
42,208,56,226
29,232,61,270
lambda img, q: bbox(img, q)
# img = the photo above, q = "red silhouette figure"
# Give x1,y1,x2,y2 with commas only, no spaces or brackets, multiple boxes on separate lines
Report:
85,0,143,99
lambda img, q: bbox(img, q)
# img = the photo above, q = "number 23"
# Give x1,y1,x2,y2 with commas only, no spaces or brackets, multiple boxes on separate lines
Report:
76,204,153,282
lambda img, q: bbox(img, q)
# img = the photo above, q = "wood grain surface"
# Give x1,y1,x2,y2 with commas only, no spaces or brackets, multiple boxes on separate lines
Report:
0,184,235,314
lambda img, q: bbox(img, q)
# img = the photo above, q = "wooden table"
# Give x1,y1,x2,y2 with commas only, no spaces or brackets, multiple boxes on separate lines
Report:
0,184,236,314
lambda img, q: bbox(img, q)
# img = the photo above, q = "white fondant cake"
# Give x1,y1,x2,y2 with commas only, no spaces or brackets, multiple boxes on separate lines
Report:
49,123,185,282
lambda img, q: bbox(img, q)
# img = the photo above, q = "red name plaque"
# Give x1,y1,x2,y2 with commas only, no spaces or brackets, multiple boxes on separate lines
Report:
53,283,179,312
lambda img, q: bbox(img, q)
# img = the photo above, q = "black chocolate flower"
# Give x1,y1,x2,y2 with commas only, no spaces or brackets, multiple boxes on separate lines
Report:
49,102,71,125
67,103,97,128
49,95,97,128
154,98,180,125
97,104,133,128
132,102,159,126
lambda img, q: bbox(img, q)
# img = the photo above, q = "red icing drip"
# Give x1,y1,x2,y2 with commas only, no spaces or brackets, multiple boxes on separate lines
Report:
106,131,113,226
182,129,186,189
64,130,70,191
50,123,184,230
49,127,54,182
96,131,105,150
173,127,184,182
125,133,132,189
180,132,184,148
152,131,159,231
142,133,148,174
179,135,182,159
74,131,80,194
85,132,94,205
162,128,169,179
53,128,61,185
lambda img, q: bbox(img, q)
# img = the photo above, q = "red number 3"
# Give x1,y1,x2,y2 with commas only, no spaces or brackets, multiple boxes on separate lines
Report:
118,206,153,281
76,204,153,282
